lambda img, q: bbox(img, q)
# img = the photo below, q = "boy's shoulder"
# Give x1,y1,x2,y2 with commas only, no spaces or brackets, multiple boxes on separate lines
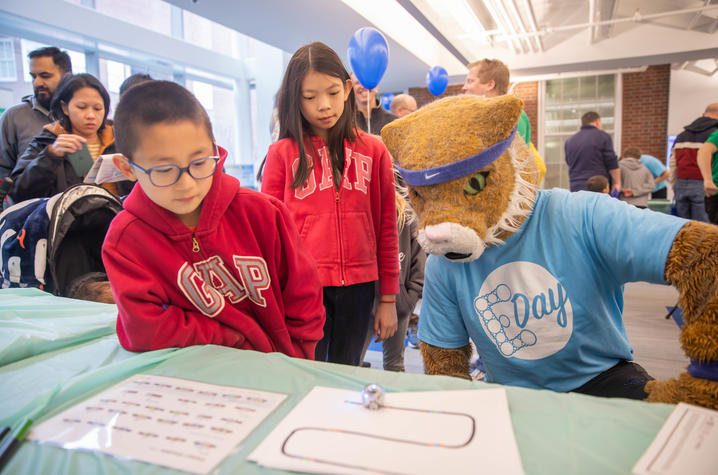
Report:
234,185,286,214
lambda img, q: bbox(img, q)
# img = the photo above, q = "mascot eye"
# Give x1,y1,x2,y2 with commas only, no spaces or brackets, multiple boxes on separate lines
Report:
409,188,424,201
464,172,489,196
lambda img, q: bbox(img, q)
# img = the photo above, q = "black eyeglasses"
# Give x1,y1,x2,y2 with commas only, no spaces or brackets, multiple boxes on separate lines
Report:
128,147,219,187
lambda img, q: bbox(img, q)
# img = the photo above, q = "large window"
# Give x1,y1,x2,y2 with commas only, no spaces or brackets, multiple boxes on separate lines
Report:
1,1,289,183
542,74,616,189
0,38,16,81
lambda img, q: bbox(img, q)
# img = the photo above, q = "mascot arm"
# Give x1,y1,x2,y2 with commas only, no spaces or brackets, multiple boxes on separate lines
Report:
645,221,718,407
420,341,472,380
663,221,718,357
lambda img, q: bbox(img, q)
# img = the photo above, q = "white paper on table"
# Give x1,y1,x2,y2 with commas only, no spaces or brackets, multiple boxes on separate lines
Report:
28,374,287,474
84,154,125,184
632,402,718,475
249,386,523,475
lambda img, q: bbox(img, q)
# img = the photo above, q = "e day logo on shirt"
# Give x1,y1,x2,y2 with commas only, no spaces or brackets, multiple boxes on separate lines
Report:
178,255,271,317
473,261,573,360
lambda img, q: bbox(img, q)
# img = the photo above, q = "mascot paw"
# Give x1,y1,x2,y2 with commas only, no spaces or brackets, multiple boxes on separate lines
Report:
420,342,472,380
646,374,718,410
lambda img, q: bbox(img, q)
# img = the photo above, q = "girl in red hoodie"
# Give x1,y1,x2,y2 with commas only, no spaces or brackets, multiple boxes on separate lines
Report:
261,42,400,366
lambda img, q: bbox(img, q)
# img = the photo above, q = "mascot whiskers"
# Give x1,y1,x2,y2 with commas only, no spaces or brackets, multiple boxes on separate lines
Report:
381,94,718,407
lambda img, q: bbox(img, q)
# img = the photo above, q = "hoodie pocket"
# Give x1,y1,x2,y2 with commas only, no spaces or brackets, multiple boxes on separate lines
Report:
343,211,376,266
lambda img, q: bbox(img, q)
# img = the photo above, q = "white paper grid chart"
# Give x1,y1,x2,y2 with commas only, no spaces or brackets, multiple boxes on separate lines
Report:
249,386,524,475
632,402,718,475
28,374,287,474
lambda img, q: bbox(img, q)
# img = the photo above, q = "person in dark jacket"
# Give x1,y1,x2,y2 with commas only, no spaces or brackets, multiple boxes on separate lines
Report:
669,103,718,221
9,73,133,202
351,73,397,135
564,111,621,193
0,46,72,179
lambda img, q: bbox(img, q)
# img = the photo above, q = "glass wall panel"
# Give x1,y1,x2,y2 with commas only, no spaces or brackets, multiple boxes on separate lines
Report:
542,75,616,189
94,0,172,36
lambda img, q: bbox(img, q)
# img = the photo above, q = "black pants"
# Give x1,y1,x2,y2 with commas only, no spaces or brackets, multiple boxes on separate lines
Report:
571,360,654,400
315,281,375,366
706,193,718,225
652,187,667,200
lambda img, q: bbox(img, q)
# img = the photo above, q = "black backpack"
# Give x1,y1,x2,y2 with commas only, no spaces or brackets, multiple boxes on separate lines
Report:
0,184,122,296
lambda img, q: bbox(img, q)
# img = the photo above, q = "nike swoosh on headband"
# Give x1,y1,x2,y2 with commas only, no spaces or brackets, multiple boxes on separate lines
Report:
396,125,517,186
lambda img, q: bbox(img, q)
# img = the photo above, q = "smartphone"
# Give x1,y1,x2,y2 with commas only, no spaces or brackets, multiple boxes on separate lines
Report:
66,142,94,177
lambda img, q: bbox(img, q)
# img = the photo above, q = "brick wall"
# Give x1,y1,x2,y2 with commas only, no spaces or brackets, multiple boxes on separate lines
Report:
407,84,463,107
512,82,538,146
621,65,670,159
406,66,670,156
407,81,539,145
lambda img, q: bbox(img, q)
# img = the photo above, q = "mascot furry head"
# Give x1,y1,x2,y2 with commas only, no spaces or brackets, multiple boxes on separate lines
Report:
382,94,718,408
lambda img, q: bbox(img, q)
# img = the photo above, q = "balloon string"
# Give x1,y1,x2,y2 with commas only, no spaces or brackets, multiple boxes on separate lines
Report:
367,99,371,135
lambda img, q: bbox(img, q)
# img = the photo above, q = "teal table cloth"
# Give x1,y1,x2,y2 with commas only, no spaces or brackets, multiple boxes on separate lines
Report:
0,289,674,474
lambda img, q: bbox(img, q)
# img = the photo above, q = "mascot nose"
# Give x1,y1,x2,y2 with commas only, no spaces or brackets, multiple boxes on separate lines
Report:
423,224,453,244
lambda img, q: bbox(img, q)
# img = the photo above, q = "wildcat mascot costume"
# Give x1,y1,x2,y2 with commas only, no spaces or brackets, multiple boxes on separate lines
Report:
381,94,718,408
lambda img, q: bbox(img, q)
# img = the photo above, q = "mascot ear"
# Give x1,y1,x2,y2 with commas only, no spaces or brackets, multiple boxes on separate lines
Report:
381,94,524,172
381,118,405,164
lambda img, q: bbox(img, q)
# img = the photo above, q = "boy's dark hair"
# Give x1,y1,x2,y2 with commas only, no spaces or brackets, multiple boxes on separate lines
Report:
114,80,214,159
467,58,509,95
581,111,600,126
276,42,356,189
28,46,72,74
51,73,110,134
622,146,641,159
586,175,609,192
119,73,153,97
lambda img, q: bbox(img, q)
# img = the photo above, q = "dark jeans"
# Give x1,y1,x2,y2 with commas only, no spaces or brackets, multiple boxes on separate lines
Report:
571,360,654,400
315,281,375,366
674,178,709,221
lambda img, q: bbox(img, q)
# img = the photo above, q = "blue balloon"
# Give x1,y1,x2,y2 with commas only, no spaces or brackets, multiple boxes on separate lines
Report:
381,93,395,111
348,27,389,90
426,66,449,96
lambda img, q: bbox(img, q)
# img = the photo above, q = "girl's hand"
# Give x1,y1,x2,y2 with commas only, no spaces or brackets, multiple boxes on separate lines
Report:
49,134,87,157
373,300,398,342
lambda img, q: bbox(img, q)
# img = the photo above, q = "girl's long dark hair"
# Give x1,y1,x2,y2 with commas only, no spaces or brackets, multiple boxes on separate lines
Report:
275,42,357,189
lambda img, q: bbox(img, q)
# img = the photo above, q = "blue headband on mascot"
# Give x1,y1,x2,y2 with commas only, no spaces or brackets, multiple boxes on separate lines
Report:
395,125,517,186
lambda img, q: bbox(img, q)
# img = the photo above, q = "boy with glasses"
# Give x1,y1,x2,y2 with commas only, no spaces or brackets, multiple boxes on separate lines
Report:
104,80,325,358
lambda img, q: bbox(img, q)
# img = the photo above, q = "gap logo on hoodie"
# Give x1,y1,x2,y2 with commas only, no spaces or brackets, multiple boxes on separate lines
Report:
292,146,373,199
178,255,271,317
473,261,573,360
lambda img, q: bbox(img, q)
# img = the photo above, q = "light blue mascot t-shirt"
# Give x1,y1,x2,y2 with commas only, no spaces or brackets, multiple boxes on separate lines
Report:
419,189,688,392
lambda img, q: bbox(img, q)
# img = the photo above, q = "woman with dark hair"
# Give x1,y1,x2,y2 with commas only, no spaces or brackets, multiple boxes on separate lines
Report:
9,73,133,201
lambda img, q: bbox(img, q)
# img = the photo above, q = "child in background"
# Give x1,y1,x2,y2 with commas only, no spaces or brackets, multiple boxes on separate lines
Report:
586,175,610,193
363,176,425,371
619,147,656,208
103,81,325,358
260,42,400,366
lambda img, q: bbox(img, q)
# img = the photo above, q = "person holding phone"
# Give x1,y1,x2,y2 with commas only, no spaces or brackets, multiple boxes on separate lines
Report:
9,73,134,202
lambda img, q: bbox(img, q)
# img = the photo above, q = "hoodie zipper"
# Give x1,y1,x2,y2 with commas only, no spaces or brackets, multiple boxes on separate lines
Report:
335,189,345,285
192,234,201,254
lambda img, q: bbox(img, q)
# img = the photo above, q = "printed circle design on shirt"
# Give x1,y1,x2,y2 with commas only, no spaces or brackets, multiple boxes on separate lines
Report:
473,261,573,360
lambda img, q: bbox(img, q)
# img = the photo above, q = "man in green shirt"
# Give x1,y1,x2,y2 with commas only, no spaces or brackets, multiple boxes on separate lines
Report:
461,58,531,144
697,128,718,224
461,58,545,184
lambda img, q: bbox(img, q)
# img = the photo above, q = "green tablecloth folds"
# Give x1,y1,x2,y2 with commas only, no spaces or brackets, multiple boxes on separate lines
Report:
0,288,674,474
